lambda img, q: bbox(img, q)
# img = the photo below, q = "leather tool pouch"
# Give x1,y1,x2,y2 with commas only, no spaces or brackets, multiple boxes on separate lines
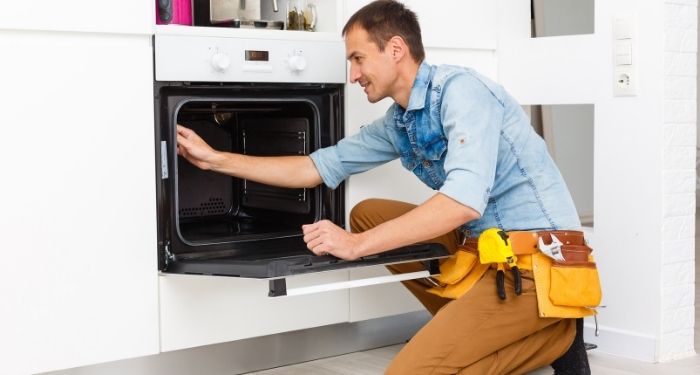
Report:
432,247,478,284
548,245,603,308
532,232,602,318
426,246,490,299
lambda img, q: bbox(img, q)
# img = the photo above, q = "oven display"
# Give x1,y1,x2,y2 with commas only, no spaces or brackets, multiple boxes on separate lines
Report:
245,50,269,62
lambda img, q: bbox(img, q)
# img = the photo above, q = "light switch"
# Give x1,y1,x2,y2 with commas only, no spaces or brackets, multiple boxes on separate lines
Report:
614,40,633,65
615,40,632,55
615,54,632,66
614,18,633,39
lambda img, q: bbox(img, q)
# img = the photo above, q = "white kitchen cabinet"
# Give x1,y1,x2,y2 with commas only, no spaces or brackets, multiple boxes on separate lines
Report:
0,30,158,374
348,267,424,322
0,0,152,34
159,271,350,352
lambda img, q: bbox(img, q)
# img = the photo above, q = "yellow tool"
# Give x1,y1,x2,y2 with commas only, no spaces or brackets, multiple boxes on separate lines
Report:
478,228,522,300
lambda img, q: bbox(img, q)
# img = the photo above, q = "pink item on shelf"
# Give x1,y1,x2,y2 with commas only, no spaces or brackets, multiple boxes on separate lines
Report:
156,0,193,25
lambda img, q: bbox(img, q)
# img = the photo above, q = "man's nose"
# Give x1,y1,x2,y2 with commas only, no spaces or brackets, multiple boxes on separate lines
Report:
348,65,360,84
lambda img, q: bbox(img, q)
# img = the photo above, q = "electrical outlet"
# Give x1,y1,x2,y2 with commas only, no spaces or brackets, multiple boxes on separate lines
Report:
614,66,636,96
616,73,630,87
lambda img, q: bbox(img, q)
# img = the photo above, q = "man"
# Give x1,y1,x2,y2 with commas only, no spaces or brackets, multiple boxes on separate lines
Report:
177,1,593,373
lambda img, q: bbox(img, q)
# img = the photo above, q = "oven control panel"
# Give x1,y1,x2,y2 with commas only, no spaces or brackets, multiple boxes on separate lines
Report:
155,34,346,84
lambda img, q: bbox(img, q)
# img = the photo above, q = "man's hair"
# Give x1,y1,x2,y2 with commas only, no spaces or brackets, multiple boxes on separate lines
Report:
342,0,425,63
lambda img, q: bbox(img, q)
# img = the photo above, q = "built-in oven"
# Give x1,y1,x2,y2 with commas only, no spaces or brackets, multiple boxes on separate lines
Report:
154,32,448,296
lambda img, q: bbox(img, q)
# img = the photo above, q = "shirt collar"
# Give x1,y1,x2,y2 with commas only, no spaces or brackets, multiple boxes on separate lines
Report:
392,62,434,124
406,62,433,112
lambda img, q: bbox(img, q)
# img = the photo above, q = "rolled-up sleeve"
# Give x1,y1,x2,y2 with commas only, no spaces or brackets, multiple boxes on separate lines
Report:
309,115,400,189
438,73,504,215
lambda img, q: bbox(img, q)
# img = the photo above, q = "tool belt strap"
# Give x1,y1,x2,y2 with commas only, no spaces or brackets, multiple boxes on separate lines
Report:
463,230,586,256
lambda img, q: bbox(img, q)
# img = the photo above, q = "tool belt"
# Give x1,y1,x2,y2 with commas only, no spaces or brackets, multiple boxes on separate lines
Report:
426,230,602,319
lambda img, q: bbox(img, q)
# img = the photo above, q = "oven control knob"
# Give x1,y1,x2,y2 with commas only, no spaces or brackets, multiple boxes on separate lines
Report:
288,55,307,72
211,53,231,72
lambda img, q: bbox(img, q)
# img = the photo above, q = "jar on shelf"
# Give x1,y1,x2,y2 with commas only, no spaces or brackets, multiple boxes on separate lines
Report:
286,0,316,31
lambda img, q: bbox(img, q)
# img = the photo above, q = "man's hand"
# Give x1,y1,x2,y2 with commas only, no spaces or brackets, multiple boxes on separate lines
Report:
302,220,364,260
176,125,224,170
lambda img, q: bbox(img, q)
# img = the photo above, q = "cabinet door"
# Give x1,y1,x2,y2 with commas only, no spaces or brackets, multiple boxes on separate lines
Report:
349,267,424,322
0,31,158,374
159,272,350,352
0,0,152,34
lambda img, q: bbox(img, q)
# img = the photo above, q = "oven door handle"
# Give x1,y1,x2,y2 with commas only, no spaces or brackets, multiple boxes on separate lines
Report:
268,268,437,297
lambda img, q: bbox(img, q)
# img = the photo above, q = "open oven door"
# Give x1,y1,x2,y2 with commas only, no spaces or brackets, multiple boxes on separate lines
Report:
162,242,448,297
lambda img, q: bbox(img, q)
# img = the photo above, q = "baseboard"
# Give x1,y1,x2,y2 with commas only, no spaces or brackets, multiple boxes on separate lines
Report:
41,311,431,375
584,321,657,362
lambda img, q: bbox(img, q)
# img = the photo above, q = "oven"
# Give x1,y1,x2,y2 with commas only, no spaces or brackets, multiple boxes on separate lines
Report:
153,32,448,296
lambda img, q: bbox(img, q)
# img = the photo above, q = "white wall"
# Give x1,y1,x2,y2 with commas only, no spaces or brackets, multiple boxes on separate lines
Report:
661,0,697,361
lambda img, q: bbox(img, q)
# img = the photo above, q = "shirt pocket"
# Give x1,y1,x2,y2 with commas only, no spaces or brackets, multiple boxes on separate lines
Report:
421,136,447,161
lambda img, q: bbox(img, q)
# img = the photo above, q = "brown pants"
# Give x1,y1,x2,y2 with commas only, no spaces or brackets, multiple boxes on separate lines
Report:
350,199,576,375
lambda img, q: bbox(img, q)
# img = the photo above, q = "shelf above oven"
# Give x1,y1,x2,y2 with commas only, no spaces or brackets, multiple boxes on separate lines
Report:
153,25,342,43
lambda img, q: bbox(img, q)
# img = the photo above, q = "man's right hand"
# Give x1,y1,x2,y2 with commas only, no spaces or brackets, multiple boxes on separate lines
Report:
176,124,224,170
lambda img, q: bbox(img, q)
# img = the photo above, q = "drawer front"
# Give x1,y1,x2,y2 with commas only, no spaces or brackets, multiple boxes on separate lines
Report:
159,270,349,352
349,266,425,322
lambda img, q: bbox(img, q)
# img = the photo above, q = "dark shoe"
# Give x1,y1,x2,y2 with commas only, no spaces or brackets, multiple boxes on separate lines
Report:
551,318,591,375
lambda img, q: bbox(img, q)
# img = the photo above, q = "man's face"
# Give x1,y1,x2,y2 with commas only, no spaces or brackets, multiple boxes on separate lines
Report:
345,26,398,103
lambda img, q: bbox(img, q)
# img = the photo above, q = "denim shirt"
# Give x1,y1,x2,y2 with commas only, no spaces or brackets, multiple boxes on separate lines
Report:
310,62,581,236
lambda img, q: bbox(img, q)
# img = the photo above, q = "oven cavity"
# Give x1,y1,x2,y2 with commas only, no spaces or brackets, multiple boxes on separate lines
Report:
175,100,318,244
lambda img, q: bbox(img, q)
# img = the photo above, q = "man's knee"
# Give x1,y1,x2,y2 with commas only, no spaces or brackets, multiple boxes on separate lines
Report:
350,198,416,233
349,198,384,233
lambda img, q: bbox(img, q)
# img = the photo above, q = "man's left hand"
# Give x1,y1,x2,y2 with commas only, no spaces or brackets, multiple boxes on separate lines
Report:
302,220,363,260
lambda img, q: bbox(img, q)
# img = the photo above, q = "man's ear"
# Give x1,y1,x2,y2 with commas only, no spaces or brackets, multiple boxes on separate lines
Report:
388,35,408,61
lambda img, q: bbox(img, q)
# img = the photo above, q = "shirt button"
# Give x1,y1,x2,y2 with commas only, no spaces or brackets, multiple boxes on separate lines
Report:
423,160,431,167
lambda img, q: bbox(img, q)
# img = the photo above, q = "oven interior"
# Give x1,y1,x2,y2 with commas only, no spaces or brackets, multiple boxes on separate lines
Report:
175,99,319,245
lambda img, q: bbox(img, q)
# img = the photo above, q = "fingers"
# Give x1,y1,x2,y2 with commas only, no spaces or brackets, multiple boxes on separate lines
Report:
176,133,192,158
176,132,190,148
176,125,201,148
302,220,359,260
303,221,331,254
176,124,192,137
302,222,319,239
306,237,324,251
302,223,322,250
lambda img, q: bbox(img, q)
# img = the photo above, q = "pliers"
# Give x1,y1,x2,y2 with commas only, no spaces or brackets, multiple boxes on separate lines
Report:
496,260,522,300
